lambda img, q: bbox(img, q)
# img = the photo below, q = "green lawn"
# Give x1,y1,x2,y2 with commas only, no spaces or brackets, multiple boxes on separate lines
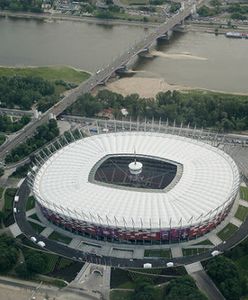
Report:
110,285,164,300
57,257,73,270
240,186,248,201
110,290,133,300
0,187,5,200
193,239,214,246
28,221,45,234
4,188,17,211
217,223,238,241
0,66,90,84
0,135,6,146
29,213,40,221
26,196,36,211
44,253,60,274
144,249,172,258
235,205,248,222
48,231,72,245
120,0,149,5
182,248,208,256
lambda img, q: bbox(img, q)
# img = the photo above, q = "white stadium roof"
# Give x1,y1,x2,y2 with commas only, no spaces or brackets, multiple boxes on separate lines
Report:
33,132,240,229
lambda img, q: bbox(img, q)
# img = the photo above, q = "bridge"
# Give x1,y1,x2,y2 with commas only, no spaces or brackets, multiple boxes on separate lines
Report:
0,1,199,161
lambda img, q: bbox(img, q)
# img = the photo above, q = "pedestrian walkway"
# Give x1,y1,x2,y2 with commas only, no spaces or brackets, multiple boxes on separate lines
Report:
186,262,225,300
239,199,248,207
9,222,22,237
230,217,242,227
40,227,53,238
26,208,36,217
208,234,222,246
171,247,182,258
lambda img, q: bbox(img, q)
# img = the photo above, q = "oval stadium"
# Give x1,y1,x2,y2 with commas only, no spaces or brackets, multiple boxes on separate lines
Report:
30,131,240,244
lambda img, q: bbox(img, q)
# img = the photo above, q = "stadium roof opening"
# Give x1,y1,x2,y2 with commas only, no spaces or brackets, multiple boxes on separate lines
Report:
90,154,180,191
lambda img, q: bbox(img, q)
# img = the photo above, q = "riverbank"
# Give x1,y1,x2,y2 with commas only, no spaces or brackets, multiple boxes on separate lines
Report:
0,10,158,28
105,77,248,98
0,65,90,84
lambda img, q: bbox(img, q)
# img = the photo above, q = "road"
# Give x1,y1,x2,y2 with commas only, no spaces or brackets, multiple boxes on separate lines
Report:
0,1,197,162
191,270,225,300
14,179,248,268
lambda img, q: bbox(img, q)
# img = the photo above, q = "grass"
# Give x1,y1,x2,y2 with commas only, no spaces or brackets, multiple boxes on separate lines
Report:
0,187,5,200
193,239,214,246
26,196,35,211
43,253,60,274
235,205,248,222
110,285,164,300
29,213,40,221
28,221,45,234
0,66,90,84
217,223,238,241
4,188,17,211
110,268,135,289
110,290,133,300
57,258,73,270
144,249,172,258
182,248,209,256
48,231,72,245
120,0,149,5
240,186,248,201
38,277,67,288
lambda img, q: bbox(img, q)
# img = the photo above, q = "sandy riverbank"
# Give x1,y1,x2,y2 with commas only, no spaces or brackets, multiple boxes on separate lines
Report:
106,77,248,98
106,77,192,98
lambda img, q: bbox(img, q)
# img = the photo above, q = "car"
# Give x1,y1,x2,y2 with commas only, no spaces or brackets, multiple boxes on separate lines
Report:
166,262,174,267
37,241,46,248
211,250,221,257
30,236,37,243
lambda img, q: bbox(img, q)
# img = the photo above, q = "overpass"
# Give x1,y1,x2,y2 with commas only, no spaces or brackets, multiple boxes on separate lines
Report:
0,1,198,161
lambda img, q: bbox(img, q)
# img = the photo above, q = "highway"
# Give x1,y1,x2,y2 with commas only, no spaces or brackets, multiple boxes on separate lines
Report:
14,179,248,268
0,1,197,162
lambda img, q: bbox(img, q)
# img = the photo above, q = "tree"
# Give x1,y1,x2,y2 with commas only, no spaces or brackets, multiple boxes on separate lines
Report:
205,256,241,300
0,235,18,273
132,278,156,300
164,276,207,300
26,252,48,275
15,262,30,278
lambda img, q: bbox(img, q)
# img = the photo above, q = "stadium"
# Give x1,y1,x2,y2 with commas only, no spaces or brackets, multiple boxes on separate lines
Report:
29,129,240,244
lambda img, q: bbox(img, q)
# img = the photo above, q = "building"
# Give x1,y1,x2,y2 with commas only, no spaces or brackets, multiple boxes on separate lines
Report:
29,130,240,244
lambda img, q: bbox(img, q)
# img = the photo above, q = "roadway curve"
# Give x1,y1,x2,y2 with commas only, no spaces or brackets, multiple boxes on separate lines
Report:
15,179,248,268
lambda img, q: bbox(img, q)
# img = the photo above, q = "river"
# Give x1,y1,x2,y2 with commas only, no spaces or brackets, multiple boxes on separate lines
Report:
0,17,248,93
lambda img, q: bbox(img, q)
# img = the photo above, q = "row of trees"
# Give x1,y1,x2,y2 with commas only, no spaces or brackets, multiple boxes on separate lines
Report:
0,235,18,273
67,89,248,132
131,275,207,300
5,119,59,164
0,76,55,110
0,115,30,133
15,248,49,278
0,0,43,13
205,256,241,300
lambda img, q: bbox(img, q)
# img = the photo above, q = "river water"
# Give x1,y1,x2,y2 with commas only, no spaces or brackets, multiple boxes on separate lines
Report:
0,17,248,93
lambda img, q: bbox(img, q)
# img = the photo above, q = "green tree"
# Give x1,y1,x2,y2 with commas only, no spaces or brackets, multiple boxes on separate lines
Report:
132,278,156,300
205,256,241,300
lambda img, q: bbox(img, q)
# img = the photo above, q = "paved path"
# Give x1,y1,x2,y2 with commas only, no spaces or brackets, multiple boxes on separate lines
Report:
230,217,242,227
171,247,183,258
186,262,225,300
